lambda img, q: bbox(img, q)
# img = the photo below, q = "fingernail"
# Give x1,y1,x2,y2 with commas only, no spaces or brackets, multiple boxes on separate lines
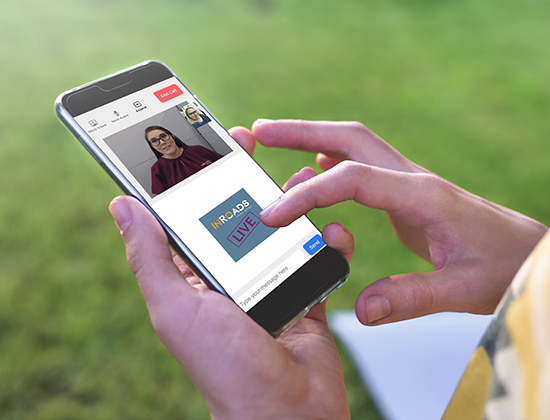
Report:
365,295,391,323
255,118,273,125
260,199,279,218
109,198,133,234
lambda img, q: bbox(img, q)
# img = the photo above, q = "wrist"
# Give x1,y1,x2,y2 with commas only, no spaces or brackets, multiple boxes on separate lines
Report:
208,400,350,420
210,409,350,420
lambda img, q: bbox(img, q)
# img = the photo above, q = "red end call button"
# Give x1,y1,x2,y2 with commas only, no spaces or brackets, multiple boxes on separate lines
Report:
154,84,183,103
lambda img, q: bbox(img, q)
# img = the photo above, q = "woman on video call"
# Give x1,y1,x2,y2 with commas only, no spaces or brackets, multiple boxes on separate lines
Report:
145,125,223,195
185,106,211,129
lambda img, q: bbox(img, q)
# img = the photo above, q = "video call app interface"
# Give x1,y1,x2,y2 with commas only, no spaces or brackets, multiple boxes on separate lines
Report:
74,78,326,310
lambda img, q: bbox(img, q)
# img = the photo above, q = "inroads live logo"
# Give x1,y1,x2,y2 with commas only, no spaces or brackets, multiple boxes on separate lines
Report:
200,189,278,262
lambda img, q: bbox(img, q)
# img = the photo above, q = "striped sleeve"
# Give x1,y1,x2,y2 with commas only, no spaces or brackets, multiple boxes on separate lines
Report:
443,231,550,420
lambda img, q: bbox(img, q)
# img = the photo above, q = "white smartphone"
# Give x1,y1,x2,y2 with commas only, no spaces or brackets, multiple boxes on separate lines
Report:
55,60,349,336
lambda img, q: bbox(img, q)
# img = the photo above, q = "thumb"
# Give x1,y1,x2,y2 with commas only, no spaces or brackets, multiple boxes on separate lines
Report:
355,266,493,325
108,196,192,308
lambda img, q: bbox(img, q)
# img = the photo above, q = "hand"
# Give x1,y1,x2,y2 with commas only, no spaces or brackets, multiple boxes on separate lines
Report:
250,119,548,325
108,126,354,420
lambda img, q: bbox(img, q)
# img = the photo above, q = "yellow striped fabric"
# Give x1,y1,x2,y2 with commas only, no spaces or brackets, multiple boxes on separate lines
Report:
443,231,550,420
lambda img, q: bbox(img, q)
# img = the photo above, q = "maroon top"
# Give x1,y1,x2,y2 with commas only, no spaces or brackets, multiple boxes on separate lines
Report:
151,145,223,194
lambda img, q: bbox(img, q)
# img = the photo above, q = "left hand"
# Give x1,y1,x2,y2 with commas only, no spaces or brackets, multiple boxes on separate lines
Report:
107,126,354,420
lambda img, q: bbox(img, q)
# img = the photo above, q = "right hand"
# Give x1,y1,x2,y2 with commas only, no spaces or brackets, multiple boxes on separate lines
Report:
249,119,548,325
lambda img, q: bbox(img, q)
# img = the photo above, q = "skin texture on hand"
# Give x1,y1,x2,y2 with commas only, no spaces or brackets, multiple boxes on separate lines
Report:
249,119,548,325
109,127,354,420
108,119,546,419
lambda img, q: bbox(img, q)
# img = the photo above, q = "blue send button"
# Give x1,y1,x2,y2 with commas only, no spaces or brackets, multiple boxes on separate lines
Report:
303,234,325,256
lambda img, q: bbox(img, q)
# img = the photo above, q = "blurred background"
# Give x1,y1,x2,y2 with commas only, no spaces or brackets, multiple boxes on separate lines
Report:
1,0,549,418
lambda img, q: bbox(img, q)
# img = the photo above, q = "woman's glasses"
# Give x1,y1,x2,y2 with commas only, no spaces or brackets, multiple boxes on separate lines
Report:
148,132,170,147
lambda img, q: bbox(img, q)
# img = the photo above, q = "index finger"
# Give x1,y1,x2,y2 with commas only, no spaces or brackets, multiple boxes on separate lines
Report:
252,119,425,173
260,160,439,228
229,126,256,156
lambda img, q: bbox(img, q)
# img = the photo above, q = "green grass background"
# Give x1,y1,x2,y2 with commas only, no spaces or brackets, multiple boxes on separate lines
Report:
1,0,550,418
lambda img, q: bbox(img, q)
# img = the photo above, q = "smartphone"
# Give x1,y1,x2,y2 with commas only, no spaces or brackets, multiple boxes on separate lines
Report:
55,60,349,336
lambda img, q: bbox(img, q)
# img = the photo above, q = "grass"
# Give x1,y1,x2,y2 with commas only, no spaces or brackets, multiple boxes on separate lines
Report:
1,0,550,418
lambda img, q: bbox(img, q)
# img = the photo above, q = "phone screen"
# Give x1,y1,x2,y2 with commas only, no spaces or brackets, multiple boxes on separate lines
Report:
66,73,328,313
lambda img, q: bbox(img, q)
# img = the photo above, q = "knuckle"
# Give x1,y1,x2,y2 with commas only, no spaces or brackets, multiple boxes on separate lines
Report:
417,172,443,188
337,160,374,185
332,160,374,202
336,159,371,175
417,173,458,208
409,275,435,316
343,120,370,136
126,248,145,277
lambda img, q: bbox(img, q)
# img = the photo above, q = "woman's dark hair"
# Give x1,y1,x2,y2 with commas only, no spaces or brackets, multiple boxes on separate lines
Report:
144,125,188,159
